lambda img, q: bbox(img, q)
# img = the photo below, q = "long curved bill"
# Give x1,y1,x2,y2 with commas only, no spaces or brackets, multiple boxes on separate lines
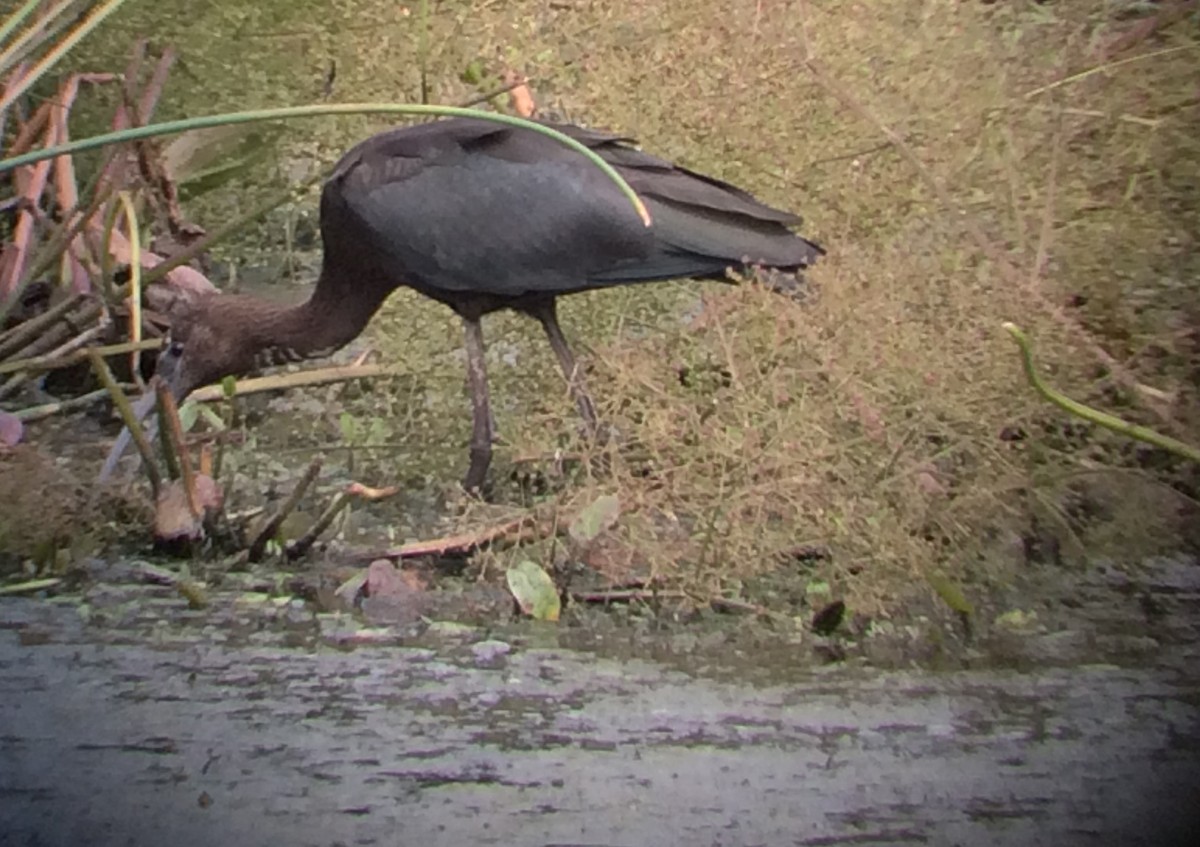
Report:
97,387,162,483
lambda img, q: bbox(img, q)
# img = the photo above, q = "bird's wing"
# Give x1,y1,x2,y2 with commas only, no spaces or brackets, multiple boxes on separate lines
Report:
542,122,823,277
322,118,820,298
322,119,656,297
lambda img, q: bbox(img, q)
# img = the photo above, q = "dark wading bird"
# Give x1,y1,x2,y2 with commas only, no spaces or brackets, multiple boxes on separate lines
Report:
102,118,823,491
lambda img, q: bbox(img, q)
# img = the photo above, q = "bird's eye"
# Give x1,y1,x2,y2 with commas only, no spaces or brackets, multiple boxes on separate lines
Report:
166,340,184,357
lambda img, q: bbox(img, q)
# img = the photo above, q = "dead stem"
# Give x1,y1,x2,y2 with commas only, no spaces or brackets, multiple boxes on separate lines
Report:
361,513,543,561
186,363,409,403
154,379,197,512
13,386,129,422
286,490,350,559
0,338,159,377
247,457,323,562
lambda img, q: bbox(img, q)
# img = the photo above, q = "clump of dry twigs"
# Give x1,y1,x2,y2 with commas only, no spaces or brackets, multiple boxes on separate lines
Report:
0,19,221,439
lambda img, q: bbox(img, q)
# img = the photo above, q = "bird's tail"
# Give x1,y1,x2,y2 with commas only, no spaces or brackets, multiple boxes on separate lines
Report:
585,151,824,286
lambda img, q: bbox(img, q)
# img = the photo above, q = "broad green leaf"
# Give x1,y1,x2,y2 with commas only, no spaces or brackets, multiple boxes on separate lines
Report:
178,399,199,431
506,560,561,622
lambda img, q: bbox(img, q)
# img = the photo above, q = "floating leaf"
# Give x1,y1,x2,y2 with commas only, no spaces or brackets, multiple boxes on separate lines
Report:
506,559,561,622
568,493,620,545
927,574,974,616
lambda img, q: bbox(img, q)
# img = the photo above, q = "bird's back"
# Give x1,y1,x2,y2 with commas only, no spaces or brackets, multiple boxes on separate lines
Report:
319,118,822,304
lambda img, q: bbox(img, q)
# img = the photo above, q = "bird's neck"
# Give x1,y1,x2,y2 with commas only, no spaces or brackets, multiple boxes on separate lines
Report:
228,266,396,368
302,265,396,354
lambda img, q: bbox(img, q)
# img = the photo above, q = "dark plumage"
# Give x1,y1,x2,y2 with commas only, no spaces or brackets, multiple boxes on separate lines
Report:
111,118,824,490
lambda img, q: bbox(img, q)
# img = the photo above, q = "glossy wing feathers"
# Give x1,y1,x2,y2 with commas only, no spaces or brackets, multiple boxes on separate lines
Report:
322,118,822,296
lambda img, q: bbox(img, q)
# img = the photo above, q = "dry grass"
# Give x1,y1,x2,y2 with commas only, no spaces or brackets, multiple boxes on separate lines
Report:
453,0,1200,613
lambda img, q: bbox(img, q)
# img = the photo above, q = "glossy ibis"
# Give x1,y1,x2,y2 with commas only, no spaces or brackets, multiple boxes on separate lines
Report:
105,118,823,491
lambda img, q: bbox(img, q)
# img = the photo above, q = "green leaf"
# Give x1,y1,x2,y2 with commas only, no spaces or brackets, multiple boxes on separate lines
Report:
805,579,831,598
506,560,561,622
460,59,487,85
196,403,227,430
177,400,199,431
339,412,358,443
927,574,974,615
568,493,620,545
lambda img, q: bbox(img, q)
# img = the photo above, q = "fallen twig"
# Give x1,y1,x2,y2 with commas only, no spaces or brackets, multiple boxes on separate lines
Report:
188,363,409,403
344,481,401,502
0,293,85,359
25,321,108,366
0,321,108,400
0,578,62,596
571,588,687,604
360,513,542,561
0,300,102,364
0,301,103,401
0,338,159,377
13,386,132,422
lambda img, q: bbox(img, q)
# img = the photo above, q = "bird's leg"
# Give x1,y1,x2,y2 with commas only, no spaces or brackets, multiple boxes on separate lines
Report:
530,299,599,435
461,314,494,493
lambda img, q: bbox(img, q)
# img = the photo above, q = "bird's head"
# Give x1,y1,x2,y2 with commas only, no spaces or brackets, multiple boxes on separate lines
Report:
154,291,285,400
98,294,275,483
153,295,261,402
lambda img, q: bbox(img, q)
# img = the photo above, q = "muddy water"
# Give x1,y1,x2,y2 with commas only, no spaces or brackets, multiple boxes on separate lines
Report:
3,584,1199,847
